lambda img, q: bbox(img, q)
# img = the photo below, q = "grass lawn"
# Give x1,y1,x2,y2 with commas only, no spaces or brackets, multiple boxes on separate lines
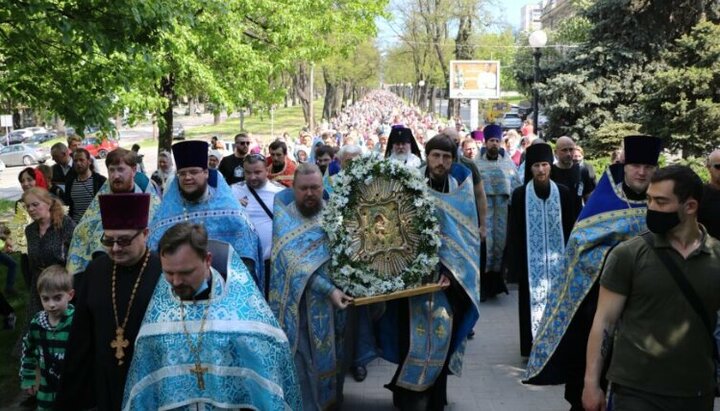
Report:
187,101,323,145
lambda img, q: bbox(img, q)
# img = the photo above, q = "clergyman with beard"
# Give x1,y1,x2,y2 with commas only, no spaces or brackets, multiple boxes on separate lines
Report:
66,148,160,275
474,125,521,299
385,126,422,168
268,163,352,410
146,140,265,290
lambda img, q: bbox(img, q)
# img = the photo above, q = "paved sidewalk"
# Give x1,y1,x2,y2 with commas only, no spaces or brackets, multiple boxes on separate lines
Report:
343,286,568,410
344,285,720,410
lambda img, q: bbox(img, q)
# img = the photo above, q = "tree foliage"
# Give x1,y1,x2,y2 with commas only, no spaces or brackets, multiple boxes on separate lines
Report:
518,0,720,158
641,20,720,157
0,0,387,151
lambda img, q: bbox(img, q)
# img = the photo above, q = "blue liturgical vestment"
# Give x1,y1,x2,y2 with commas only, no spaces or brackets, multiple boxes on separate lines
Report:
66,179,160,275
122,249,300,410
268,189,346,410
475,153,522,272
147,172,263,289
525,164,647,383
379,164,481,390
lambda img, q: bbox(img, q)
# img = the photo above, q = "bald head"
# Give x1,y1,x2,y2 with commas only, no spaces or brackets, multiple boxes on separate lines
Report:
708,149,720,187
555,136,576,168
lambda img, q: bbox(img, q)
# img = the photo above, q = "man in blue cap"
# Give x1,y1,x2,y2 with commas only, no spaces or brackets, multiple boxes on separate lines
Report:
147,140,264,290
475,124,522,300
525,135,663,411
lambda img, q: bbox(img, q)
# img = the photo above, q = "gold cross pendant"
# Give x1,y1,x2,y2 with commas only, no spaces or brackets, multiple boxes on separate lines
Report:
110,327,129,365
190,363,208,390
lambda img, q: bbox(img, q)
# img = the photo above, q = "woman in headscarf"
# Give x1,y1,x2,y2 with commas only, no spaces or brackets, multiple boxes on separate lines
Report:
150,150,175,197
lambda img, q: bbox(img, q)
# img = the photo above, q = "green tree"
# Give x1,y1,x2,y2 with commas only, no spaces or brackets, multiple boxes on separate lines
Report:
528,0,717,152
641,20,720,157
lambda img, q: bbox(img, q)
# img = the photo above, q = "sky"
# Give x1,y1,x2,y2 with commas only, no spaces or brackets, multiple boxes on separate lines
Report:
376,0,535,50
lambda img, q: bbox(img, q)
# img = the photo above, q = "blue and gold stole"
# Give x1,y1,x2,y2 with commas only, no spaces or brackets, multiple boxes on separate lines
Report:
268,189,344,409
525,164,647,383
525,181,565,337
389,163,481,390
123,249,300,411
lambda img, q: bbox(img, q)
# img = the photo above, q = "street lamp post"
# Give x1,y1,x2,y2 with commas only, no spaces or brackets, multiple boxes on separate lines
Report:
528,30,547,136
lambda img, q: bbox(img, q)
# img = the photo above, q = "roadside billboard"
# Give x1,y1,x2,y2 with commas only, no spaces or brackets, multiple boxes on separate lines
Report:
449,60,500,99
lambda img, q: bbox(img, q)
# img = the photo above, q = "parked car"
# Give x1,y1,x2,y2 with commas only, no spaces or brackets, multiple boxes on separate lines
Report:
82,137,119,159
0,143,50,166
25,126,49,135
172,123,186,140
499,113,523,130
6,130,31,145
26,132,57,144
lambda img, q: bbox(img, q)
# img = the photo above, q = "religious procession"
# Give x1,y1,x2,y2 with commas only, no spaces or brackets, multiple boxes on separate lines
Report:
1,86,719,411
3,0,720,409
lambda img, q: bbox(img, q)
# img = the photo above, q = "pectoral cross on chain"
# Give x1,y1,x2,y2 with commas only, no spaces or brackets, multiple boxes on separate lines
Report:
110,327,129,365
190,363,208,390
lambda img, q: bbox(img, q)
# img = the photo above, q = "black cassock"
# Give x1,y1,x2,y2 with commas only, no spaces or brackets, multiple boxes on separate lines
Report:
55,252,161,411
506,181,576,357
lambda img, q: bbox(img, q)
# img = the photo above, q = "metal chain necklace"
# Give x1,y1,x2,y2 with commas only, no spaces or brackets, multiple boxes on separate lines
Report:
110,249,151,366
180,294,211,390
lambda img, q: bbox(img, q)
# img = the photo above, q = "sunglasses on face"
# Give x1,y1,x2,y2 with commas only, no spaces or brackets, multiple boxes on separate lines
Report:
713,164,720,170
100,230,143,247
236,141,251,146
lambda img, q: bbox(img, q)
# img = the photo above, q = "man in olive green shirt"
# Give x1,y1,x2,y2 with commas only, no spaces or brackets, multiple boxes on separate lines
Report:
584,165,720,411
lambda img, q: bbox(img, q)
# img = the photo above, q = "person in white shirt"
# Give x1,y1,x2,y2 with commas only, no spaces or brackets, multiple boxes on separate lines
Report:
231,153,284,295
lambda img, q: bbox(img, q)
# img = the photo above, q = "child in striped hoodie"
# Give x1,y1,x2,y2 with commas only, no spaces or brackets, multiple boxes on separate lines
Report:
20,265,74,410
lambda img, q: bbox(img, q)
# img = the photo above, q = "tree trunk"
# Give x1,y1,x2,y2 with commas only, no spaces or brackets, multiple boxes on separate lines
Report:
188,98,196,117
322,67,338,121
430,85,437,114
294,62,312,128
158,74,175,154
213,112,221,125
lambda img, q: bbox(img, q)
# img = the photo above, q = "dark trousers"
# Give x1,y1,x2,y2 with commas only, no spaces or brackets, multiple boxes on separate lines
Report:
612,384,714,411
0,291,13,316
0,252,17,291
263,259,271,299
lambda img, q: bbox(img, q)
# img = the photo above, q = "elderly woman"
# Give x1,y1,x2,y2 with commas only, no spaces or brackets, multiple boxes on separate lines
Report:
151,150,175,196
22,187,75,319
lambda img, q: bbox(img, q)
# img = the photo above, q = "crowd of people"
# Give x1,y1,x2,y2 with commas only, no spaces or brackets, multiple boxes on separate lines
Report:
1,88,720,411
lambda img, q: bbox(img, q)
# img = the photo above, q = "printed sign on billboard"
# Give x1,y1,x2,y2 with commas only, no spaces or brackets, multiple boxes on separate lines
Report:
449,60,500,99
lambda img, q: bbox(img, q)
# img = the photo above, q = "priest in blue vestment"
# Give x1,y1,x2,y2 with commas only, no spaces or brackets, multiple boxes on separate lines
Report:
147,140,264,289
123,222,300,411
268,163,353,411
378,135,480,410
524,136,663,410
474,125,522,294
506,143,575,357
67,148,160,275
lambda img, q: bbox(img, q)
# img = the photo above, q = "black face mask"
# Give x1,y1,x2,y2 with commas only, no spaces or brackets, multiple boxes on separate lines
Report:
646,208,681,234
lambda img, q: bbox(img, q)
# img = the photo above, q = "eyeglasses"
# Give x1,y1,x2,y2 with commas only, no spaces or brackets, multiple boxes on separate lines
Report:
713,164,720,170
100,230,143,247
236,141,251,146
247,153,266,161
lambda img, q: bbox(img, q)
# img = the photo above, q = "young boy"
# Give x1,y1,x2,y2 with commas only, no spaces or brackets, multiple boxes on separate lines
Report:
20,265,74,410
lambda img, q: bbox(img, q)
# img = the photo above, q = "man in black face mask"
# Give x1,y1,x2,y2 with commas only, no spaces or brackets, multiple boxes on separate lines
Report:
584,165,720,411
524,135,662,411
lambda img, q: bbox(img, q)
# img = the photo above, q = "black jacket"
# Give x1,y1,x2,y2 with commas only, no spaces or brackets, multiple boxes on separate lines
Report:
64,172,106,220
